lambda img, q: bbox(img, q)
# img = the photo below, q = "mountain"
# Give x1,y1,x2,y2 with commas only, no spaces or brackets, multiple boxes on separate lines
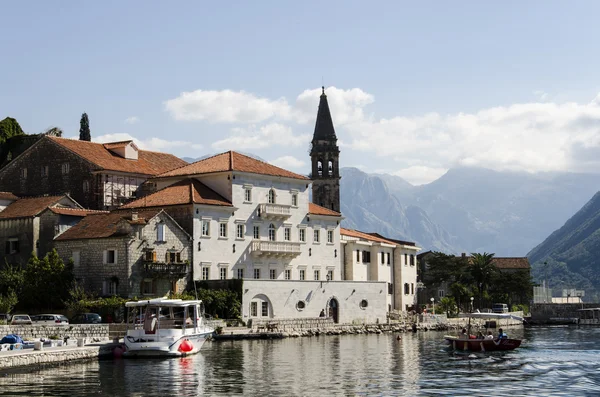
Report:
527,191,600,298
340,167,458,252
380,167,600,256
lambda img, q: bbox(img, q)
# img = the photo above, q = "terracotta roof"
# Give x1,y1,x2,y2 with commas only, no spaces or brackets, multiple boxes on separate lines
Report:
0,192,18,201
0,196,65,219
157,151,309,180
340,228,396,245
367,233,417,247
103,140,138,150
308,203,341,217
46,136,187,176
55,209,162,241
492,257,530,270
121,178,232,209
48,207,109,217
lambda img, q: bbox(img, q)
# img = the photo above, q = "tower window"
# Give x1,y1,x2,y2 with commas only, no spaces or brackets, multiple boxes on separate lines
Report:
317,160,323,176
328,160,333,176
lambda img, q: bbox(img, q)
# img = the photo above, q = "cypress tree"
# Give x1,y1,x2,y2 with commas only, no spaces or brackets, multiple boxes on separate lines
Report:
79,113,91,141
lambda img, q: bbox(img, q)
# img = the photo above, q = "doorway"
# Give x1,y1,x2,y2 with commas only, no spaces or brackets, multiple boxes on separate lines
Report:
328,298,339,323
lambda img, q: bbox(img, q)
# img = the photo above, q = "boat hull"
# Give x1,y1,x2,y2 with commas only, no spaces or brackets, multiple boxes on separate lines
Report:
123,331,212,357
444,336,521,352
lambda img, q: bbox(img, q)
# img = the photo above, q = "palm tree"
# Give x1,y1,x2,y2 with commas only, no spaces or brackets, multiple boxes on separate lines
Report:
470,252,498,310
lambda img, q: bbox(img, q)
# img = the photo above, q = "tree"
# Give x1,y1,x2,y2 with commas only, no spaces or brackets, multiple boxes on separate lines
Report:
0,117,25,146
79,113,91,141
21,250,74,310
43,126,63,137
438,296,458,317
470,252,498,310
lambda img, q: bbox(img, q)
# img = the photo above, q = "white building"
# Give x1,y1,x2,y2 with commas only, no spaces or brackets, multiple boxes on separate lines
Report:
341,228,420,312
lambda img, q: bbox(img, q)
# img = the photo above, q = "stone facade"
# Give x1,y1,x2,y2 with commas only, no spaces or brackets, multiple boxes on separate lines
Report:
0,324,109,340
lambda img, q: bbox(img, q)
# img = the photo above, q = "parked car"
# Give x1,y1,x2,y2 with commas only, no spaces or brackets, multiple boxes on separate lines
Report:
0,313,11,323
70,313,102,324
32,314,69,325
492,303,509,313
11,314,32,325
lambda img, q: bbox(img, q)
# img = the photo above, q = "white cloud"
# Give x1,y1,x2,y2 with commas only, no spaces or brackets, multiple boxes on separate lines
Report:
533,90,549,101
392,166,448,186
270,155,306,170
93,133,193,152
124,116,139,124
293,87,374,125
211,123,310,151
164,89,290,123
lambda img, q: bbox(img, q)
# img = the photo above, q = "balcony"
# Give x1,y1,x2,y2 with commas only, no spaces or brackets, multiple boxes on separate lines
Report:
258,203,292,220
143,261,190,279
251,240,301,258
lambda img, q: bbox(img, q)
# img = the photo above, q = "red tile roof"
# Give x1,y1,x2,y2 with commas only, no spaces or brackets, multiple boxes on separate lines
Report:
55,209,162,240
0,192,18,201
49,207,109,217
47,136,187,176
158,151,309,180
367,233,417,247
492,257,530,270
308,203,341,217
0,196,66,219
340,228,396,245
103,140,138,150
121,178,232,209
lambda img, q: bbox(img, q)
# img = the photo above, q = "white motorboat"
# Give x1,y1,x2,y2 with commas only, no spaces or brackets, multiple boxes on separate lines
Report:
123,298,214,357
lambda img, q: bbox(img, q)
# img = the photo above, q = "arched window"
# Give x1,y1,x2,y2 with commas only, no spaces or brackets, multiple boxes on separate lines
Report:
317,160,323,176
268,189,276,204
328,160,333,176
268,223,276,241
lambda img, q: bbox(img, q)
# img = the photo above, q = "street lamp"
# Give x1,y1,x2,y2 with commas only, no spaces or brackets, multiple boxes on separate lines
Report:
470,296,474,313
430,297,435,315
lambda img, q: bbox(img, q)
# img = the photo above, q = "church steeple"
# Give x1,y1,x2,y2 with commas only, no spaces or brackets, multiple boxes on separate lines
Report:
310,86,341,213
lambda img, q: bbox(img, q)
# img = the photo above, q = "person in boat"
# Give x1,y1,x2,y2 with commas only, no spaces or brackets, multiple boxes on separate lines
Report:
460,328,468,338
485,331,494,340
476,331,485,339
498,328,508,339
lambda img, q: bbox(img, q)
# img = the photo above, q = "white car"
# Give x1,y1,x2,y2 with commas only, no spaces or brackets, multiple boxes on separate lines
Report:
11,314,32,325
31,314,69,325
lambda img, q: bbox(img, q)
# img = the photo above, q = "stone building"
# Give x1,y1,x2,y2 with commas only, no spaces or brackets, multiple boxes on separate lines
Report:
0,194,99,265
310,87,341,213
54,208,192,297
340,228,420,312
0,136,187,210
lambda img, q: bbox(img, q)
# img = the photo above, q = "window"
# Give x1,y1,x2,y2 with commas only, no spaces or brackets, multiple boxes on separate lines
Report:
202,267,209,280
40,165,48,177
381,252,385,264
83,180,90,193
268,224,276,241
103,278,117,295
250,302,258,317
292,193,298,207
284,227,291,241
268,189,276,204
327,230,333,244
104,250,116,264
314,270,320,281
145,250,155,262
254,269,260,279
285,269,291,280
201,220,210,237
299,228,306,242
328,160,334,176
261,302,268,317
317,160,323,176
5,239,19,255
219,222,227,238
237,268,244,279
20,168,27,179
387,253,391,265
411,283,414,294
362,250,371,263
438,289,445,298
388,282,393,295
270,269,276,280
61,162,69,175
327,270,333,281
157,223,165,242
299,269,305,280
142,279,153,295
220,268,227,280
356,250,360,262
168,252,176,263
253,225,260,239
404,283,410,295
244,188,252,202
236,224,244,239
411,254,415,266
404,253,408,266
313,229,320,243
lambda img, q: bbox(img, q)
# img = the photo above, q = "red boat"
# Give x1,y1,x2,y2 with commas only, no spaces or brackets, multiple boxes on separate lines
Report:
444,335,521,352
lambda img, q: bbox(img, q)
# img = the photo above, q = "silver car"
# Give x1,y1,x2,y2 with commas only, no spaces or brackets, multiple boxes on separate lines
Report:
32,314,69,325
11,314,32,325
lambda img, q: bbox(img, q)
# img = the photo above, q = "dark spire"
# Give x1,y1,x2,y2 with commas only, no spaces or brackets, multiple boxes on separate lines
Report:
312,87,337,142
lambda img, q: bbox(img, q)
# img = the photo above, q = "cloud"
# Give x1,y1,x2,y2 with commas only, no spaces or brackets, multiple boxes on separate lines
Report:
164,89,290,123
269,155,306,170
124,116,139,124
392,166,448,186
211,123,310,150
533,90,549,101
293,87,374,125
93,133,193,152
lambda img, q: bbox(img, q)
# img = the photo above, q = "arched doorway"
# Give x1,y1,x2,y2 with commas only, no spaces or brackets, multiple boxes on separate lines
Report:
328,298,339,324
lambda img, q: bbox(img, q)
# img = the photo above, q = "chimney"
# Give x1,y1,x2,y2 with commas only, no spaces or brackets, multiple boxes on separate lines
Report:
461,253,466,258
131,211,138,221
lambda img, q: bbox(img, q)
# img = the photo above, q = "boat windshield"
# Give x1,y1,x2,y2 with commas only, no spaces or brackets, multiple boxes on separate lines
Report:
126,303,201,331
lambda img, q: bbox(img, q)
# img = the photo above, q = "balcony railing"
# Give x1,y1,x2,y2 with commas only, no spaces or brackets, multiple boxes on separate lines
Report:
251,240,301,257
259,203,292,220
143,261,190,279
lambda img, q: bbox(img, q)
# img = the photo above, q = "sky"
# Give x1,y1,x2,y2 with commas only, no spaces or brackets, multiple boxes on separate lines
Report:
3,1,600,185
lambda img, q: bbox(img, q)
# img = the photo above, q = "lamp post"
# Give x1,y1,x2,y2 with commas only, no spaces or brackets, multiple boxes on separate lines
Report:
430,297,435,315
470,296,474,313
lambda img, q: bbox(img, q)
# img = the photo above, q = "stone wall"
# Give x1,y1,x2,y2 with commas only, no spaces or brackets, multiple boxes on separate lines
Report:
531,303,596,322
0,344,115,370
0,217,34,265
250,317,335,331
0,324,109,340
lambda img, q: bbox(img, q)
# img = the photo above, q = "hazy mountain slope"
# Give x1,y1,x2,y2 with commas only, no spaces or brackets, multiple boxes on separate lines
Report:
340,167,458,252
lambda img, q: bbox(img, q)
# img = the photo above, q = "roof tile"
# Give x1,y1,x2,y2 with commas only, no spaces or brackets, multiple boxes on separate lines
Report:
308,203,341,217
55,209,162,240
0,192,18,201
0,196,65,219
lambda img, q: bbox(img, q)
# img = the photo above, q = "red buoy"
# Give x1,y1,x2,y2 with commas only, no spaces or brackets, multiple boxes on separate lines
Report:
178,339,193,353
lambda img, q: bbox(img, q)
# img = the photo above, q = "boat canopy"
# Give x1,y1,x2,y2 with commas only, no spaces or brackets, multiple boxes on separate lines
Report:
577,308,600,312
468,312,524,322
125,298,203,308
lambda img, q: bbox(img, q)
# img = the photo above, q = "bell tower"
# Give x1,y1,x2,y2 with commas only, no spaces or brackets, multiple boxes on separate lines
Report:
310,86,340,212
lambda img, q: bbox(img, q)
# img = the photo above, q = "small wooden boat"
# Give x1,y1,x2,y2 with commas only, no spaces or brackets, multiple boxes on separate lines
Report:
444,312,524,352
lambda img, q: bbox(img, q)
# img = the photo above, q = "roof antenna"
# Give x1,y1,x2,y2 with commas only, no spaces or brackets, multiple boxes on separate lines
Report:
321,76,325,95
